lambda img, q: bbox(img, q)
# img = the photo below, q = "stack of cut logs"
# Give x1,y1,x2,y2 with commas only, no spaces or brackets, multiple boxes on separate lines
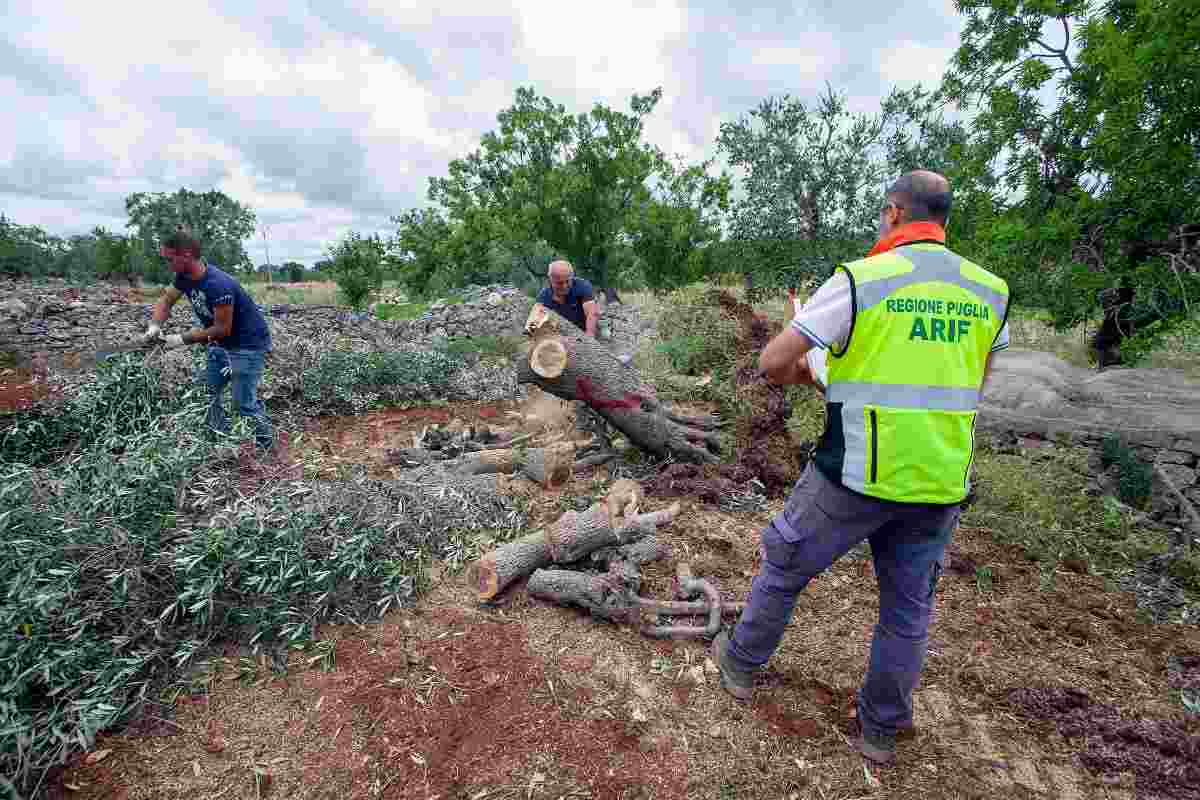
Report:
470,478,744,639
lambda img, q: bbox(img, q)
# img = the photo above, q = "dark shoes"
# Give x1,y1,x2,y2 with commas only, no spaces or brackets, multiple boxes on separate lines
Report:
855,727,897,765
710,631,755,701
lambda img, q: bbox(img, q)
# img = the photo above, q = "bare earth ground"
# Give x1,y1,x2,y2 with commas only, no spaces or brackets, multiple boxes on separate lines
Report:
52,406,1200,800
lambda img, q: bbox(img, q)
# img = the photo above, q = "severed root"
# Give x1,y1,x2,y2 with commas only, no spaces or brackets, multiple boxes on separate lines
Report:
530,560,742,639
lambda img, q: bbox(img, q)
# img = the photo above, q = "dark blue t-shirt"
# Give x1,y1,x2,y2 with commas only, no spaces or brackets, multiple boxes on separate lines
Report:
537,277,594,331
174,264,271,351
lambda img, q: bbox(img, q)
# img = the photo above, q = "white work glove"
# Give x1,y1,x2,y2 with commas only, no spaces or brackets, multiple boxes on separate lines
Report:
141,323,162,343
161,334,185,348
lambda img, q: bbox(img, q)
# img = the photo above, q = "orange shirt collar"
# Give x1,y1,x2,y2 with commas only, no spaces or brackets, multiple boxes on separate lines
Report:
866,222,946,257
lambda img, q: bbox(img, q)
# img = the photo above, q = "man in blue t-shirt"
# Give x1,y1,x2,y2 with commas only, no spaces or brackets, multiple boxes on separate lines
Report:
537,260,599,337
141,230,274,450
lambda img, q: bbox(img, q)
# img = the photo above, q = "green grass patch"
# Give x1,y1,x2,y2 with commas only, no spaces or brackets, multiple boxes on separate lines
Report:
965,440,1180,584
375,301,429,321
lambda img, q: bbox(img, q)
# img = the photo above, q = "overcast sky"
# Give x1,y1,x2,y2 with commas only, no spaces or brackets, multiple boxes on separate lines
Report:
1,0,966,266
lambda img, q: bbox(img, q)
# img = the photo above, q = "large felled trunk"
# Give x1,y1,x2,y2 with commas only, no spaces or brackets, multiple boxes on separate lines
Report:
516,304,724,464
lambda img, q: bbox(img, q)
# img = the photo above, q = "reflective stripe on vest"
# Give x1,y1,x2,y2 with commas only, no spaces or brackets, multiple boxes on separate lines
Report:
815,243,1009,504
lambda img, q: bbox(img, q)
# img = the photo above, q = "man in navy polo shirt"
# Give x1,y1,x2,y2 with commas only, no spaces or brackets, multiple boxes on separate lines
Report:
537,260,599,337
141,230,274,450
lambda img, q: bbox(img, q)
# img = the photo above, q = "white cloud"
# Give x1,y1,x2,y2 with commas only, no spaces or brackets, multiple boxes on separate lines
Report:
0,0,968,264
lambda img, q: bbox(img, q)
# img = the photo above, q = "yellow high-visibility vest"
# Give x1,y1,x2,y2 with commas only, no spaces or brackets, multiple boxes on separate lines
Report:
813,243,1010,504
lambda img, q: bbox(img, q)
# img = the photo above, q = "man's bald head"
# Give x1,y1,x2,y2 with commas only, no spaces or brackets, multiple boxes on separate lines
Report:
548,259,575,299
885,170,952,225
548,260,574,280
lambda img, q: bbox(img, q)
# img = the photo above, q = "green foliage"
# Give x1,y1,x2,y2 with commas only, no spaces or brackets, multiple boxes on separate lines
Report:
374,302,429,321
627,158,731,293
966,439,1173,577
326,232,388,309
389,207,457,298
124,188,257,276
0,356,520,796
298,348,463,414
716,85,934,294
0,214,63,278
283,261,305,282
421,86,728,294
0,415,216,796
437,335,525,361
651,287,740,377
943,0,1200,341
1099,434,1154,508
1,354,192,465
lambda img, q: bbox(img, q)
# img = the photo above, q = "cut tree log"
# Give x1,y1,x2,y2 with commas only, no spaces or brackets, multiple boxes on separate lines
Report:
516,305,725,463
527,564,642,623
528,560,744,638
472,480,678,602
452,441,576,487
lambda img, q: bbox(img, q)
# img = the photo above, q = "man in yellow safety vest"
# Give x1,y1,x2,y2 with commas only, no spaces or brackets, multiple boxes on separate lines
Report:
711,170,1011,765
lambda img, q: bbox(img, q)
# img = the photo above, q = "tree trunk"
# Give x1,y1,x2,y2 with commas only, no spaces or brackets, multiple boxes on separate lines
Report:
517,305,725,463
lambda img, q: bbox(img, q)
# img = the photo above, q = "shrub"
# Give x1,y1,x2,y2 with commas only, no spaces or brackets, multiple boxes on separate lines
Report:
326,232,387,309
1100,434,1154,508
654,287,739,376
298,348,463,414
438,335,525,361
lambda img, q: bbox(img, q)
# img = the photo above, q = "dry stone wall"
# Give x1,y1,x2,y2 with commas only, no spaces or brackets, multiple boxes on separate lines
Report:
0,278,652,374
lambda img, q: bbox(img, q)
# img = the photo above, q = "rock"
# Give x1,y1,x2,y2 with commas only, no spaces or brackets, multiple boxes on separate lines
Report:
1156,464,1197,490
1155,450,1198,467
0,299,30,320
485,292,504,307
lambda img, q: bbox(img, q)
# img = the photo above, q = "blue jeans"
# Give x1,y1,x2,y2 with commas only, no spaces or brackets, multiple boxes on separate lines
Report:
728,463,958,738
204,347,273,450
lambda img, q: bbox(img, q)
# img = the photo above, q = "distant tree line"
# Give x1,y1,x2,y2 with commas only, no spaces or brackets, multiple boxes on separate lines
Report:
6,0,1196,359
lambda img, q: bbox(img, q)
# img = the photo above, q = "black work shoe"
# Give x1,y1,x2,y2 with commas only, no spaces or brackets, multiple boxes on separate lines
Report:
855,728,897,765
710,631,754,701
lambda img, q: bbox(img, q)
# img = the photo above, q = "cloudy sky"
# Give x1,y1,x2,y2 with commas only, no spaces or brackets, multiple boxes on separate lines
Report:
1,0,966,266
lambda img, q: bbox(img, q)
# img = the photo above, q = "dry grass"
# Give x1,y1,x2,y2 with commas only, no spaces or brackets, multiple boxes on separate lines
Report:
242,280,342,307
